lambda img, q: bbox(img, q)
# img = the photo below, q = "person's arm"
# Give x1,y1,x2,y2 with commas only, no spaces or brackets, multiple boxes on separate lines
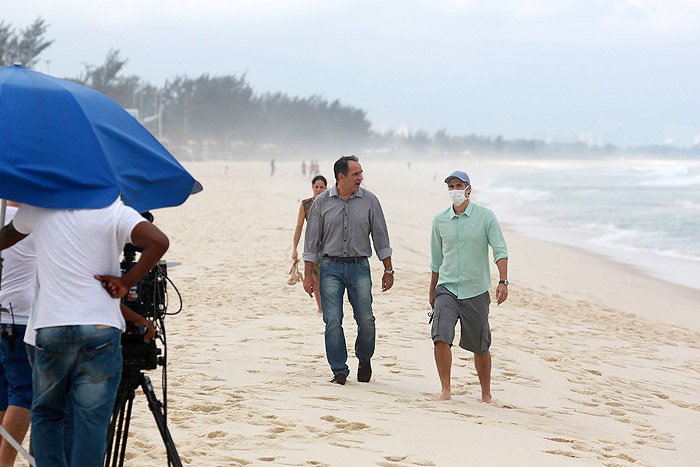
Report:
302,198,322,298
381,256,394,292
487,214,509,305
95,222,169,298
120,303,156,342
495,258,508,305
429,217,443,308
368,195,394,292
303,260,316,298
292,203,306,261
429,271,439,308
0,222,27,251
369,195,392,262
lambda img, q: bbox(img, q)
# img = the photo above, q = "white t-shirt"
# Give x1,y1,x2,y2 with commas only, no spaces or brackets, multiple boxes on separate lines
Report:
0,206,36,325
12,200,146,332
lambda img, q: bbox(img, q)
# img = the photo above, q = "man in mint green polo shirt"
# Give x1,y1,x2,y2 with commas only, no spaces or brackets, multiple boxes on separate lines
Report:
429,170,508,403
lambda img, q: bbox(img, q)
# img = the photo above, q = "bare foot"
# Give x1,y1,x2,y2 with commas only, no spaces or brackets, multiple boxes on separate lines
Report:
481,393,492,404
437,389,452,401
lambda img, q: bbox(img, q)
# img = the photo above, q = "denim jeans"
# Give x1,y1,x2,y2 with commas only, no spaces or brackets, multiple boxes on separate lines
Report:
32,325,122,467
319,257,375,376
0,324,33,410
26,344,73,464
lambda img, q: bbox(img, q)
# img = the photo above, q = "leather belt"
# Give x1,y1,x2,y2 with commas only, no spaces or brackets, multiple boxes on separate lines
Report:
324,255,367,263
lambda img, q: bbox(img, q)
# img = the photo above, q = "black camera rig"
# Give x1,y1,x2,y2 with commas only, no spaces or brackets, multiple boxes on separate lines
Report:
120,242,167,371
105,216,182,467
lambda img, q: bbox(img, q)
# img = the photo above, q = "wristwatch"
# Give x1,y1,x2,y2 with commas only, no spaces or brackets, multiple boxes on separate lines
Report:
498,280,509,286
384,269,395,275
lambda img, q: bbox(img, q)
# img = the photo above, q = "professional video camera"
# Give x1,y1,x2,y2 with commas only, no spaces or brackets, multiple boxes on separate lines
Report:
120,242,167,371
105,212,183,467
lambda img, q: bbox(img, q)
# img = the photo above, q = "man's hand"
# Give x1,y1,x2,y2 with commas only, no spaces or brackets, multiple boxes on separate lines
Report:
120,303,156,342
292,250,299,261
303,261,315,298
382,273,394,292
380,257,394,292
132,315,156,342
495,284,508,304
95,275,130,299
429,272,439,308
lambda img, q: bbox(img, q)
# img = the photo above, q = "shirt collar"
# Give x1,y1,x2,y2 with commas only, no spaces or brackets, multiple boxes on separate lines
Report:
449,201,473,218
331,184,364,199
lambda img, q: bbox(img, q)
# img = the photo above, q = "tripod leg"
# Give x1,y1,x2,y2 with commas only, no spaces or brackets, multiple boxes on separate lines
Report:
139,374,182,467
117,399,134,467
105,394,125,466
105,382,136,467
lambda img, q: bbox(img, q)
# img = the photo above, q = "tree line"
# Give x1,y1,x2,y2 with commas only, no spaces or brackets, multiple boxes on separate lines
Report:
69,50,371,158
0,17,53,68
3,17,698,160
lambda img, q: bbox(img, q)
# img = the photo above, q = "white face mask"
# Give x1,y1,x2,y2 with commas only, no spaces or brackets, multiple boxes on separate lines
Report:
449,188,468,206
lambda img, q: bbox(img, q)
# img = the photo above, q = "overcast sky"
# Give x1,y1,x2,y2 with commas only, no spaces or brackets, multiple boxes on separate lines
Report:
5,0,700,146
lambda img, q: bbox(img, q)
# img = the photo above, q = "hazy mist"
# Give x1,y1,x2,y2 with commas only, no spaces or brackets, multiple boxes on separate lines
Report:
5,0,700,147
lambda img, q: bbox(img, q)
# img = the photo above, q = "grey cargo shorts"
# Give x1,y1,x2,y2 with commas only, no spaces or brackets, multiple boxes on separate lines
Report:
431,286,491,354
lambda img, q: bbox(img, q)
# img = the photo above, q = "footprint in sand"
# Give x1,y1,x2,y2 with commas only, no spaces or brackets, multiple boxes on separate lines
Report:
188,402,223,414
320,415,371,431
544,449,580,458
376,455,436,466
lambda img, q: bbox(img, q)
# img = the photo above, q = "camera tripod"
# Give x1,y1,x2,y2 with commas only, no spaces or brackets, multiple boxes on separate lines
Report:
104,365,182,467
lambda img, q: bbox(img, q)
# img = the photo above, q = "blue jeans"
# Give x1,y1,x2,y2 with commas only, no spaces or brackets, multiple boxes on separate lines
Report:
0,324,33,410
319,257,375,376
26,344,73,465
32,325,122,467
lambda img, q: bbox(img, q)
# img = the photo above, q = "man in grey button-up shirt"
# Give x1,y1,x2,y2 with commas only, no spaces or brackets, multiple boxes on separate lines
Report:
303,155,394,385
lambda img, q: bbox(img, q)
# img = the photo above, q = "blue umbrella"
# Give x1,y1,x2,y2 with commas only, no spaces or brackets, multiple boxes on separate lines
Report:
0,64,200,212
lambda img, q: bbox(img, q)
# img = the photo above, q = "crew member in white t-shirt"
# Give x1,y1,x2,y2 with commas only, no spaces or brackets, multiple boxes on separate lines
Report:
0,202,35,466
0,199,169,467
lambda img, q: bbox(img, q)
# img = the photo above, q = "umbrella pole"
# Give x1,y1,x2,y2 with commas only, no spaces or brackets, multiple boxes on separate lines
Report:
0,425,35,467
0,198,5,290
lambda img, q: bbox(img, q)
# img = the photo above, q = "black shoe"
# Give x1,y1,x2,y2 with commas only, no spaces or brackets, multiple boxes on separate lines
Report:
330,373,347,385
357,360,372,382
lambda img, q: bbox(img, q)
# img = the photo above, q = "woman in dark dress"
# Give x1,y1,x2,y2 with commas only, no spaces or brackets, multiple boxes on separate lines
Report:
292,175,327,313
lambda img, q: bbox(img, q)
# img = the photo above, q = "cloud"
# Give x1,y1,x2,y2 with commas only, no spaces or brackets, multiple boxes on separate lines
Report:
429,0,700,35
10,0,325,24
8,0,700,145
13,0,700,40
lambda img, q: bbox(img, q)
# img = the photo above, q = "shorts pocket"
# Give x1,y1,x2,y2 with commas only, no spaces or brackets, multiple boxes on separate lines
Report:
479,324,491,353
430,308,439,335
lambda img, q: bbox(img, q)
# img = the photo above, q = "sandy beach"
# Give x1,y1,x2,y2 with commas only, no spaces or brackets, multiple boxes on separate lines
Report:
109,159,700,467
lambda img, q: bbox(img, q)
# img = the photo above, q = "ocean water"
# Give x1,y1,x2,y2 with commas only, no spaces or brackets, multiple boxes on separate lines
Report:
475,158,700,291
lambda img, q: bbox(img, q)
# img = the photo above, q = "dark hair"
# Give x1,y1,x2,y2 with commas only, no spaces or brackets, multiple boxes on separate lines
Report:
311,175,327,187
333,155,359,181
